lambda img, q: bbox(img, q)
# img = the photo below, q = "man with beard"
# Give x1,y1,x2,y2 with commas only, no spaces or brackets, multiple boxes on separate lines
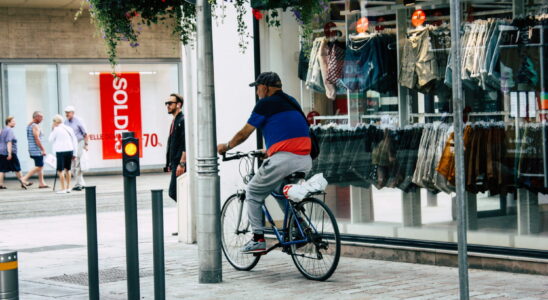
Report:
164,93,186,202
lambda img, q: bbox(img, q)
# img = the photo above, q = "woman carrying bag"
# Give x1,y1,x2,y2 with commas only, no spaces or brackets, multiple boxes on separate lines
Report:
49,115,77,194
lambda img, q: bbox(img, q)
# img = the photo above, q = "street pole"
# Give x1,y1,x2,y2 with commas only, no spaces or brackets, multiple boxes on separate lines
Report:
85,186,100,300
195,0,222,283
449,0,469,299
122,131,141,298
151,190,166,300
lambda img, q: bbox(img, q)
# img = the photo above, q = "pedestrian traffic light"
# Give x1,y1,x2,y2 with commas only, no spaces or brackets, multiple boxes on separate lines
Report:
122,136,140,177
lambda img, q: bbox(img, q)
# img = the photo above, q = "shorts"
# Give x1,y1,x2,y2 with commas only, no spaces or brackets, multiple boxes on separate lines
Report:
0,154,22,172
31,155,44,167
56,151,73,171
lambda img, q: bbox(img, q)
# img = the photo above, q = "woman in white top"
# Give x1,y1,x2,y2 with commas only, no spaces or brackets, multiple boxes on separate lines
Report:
49,115,77,194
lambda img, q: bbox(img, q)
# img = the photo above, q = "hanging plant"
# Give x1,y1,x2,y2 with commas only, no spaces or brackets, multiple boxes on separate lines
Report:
79,0,251,68
78,0,328,68
251,0,331,54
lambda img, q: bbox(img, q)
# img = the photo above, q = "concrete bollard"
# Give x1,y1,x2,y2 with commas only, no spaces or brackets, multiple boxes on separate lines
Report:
0,251,18,300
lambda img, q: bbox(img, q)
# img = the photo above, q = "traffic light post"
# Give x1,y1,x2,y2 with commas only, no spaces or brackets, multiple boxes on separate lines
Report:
121,132,141,299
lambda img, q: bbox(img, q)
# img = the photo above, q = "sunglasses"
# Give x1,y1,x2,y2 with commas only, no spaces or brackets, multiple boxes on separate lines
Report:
164,101,177,106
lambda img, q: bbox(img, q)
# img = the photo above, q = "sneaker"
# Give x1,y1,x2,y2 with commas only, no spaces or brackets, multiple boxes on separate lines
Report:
56,190,66,194
240,239,266,254
65,189,71,193
72,185,83,191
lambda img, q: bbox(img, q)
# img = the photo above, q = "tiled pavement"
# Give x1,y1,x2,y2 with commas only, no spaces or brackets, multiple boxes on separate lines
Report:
0,174,546,299
1,208,546,300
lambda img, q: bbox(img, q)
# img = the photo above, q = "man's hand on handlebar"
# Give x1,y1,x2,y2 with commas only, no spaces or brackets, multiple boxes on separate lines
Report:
217,143,229,155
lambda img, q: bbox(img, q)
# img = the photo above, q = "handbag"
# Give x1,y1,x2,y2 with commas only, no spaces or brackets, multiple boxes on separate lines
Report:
44,154,56,169
279,93,320,160
80,150,90,172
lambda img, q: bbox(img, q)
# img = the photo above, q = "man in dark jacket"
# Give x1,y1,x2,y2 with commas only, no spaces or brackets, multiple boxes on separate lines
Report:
165,93,186,201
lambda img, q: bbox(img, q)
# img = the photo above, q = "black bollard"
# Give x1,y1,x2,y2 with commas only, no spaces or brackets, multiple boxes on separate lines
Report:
85,186,100,300
151,190,165,300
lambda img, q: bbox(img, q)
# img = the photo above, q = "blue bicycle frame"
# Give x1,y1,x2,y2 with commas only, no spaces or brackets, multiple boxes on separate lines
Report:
262,191,318,247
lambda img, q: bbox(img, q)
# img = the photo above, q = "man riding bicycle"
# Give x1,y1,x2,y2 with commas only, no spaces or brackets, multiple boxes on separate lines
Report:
217,72,312,254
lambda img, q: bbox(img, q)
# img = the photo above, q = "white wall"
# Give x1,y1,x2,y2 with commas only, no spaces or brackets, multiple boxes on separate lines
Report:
184,8,306,202
211,5,257,202
259,10,302,103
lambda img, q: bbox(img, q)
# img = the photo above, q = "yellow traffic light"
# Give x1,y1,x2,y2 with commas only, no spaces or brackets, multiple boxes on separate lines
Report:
124,142,138,157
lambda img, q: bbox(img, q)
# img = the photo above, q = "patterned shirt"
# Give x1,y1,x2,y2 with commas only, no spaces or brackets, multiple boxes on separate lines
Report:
27,123,43,156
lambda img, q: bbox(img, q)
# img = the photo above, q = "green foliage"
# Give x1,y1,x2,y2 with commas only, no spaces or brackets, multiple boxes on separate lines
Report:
81,0,329,68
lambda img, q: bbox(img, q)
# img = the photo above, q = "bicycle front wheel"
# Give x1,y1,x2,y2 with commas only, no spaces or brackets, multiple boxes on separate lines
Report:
288,197,341,281
220,194,261,271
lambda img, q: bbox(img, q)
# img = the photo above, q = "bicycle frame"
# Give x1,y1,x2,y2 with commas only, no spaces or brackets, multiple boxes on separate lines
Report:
226,151,318,250
263,192,316,247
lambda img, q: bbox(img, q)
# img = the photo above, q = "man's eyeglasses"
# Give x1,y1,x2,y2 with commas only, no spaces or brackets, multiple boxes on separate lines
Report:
165,101,177,106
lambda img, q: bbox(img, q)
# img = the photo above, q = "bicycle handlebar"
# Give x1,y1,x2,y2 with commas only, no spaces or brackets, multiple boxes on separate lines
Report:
222,150,265,162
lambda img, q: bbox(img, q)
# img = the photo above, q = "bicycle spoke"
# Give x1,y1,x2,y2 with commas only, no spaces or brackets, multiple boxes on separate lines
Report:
289,198,340,281
221,196,260,270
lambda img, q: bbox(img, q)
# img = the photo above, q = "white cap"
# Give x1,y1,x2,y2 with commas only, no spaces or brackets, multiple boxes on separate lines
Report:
64,105,75,112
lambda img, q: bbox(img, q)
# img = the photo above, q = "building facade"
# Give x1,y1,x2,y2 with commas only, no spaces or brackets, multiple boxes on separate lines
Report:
0,3,182,172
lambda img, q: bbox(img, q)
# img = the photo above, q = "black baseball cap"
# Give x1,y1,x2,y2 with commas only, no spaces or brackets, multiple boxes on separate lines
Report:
249,72,282,88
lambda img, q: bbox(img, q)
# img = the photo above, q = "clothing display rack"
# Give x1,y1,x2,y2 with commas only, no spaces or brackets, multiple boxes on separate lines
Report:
300,0,546,233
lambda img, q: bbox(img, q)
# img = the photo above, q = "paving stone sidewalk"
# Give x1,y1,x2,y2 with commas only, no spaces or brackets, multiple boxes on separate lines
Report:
1,208,546,300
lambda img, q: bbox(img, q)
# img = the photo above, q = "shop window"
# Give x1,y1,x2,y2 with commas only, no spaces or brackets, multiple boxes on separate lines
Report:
288,0,548,251
3,64,58,170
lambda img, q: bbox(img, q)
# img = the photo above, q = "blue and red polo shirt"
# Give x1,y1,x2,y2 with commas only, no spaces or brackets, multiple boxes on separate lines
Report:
247,91,311,157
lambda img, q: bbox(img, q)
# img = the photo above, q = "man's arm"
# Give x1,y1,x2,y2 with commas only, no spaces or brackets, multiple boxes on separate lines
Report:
175,117,187,176
80,122,90,150
33,125,46,155
176,151,187,177
217,123,256,155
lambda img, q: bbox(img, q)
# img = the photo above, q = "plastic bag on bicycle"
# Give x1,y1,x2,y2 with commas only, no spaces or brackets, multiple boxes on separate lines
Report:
282,173,328,201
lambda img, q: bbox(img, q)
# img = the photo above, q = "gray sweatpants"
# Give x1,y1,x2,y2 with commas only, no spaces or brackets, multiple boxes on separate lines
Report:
246,152,312,234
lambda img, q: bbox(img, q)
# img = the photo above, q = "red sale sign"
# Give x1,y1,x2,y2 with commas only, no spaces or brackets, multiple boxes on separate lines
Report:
99,73,143,159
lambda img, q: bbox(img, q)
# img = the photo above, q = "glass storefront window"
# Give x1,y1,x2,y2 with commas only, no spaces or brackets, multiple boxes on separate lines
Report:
280,0,548,252
59,64,179,170
1,62,179,172
3,64,58,170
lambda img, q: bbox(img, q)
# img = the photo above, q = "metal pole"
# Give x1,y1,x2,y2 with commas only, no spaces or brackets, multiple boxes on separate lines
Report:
253,17,264,153
85,186,99,300
151,190,166,300
449,0,469,299
122,131,141,298
196,0,222,284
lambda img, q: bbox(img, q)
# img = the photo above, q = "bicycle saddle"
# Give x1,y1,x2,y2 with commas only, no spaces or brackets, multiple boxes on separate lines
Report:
284,172,306,182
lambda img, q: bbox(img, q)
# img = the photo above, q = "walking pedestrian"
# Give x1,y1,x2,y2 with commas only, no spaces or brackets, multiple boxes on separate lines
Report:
64,106,89,191
164,93,187,202
22,111,49,188
0,116,32,189
49,115,77,194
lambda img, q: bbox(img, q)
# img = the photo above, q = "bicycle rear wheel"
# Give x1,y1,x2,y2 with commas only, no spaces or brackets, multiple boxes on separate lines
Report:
220,194,261,271
288,197,341,281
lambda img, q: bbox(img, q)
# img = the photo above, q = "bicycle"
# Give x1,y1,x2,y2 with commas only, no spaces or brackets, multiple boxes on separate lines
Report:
220,150,341,281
